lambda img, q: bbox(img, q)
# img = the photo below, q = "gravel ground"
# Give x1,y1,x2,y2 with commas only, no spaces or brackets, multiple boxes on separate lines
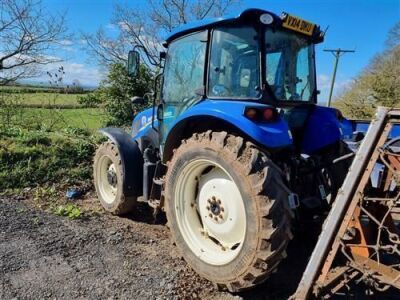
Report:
0,197,232,300
1,196,399,300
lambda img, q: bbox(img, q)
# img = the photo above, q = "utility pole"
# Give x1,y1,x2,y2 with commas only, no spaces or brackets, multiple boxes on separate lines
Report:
324,48,355,107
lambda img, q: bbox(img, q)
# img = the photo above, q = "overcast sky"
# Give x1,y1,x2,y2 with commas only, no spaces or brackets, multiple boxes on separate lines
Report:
35,0,399,102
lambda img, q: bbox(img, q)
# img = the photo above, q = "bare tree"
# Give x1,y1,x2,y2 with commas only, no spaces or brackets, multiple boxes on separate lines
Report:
82,0,240,69
0,0,68,85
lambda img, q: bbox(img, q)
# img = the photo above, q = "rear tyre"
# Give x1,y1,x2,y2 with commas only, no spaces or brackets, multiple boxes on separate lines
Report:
165,131,293,292
93,141,136,215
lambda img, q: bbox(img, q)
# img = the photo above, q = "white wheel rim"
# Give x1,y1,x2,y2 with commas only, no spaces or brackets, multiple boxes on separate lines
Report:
97,155,118,204
174,159,246,266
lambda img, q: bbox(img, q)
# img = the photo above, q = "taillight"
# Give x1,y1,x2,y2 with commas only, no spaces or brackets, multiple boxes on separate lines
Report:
244,107,277,122
245,108,258,120
263,108,275,121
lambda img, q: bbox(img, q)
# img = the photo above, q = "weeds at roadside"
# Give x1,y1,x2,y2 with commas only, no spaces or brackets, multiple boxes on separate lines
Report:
16,207,26,213
0,126,101,191
32,216,41,226
34,186,58,201
54,204,82,219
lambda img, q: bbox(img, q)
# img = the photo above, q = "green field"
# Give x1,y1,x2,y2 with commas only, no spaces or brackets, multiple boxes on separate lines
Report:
2,107,105,131
11,92,81,107
1,85,84,107
1,85,104,130
0,85,60,92
25,108,104,130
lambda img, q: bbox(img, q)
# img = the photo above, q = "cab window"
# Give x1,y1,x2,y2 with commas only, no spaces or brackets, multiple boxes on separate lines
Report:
162,31,207,107
208,26,261,99
265,28,315,101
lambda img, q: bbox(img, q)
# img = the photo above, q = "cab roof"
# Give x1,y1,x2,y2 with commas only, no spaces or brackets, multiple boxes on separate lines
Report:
164,8,323,45
165,9,278,43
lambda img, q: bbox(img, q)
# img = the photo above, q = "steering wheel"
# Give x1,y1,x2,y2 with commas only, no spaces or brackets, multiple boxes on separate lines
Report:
212,84,231,97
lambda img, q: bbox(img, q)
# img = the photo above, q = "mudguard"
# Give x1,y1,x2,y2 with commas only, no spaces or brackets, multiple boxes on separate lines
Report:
98,128,143,197
301,106,343,154
164,100,293,150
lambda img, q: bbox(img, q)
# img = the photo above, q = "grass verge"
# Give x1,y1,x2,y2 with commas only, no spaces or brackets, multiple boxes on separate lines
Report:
0,126,103,192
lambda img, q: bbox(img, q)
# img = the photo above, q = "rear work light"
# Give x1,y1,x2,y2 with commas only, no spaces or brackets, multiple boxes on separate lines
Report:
244,107,278,122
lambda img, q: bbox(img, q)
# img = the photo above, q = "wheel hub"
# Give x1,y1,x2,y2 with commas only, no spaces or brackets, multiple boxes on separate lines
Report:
107,169,117,187
207,197,224,217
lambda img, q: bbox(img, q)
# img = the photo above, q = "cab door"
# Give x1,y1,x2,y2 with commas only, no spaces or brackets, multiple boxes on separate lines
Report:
159,31,207,147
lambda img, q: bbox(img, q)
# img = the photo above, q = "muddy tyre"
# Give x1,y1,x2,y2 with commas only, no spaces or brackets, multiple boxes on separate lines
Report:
93,141,136,215
165,131,293,292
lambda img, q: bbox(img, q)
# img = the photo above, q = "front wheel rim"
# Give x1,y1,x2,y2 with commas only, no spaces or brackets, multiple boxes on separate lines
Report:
174,159,246,266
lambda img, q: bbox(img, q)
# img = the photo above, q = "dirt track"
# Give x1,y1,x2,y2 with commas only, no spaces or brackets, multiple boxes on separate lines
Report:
1,196,399,299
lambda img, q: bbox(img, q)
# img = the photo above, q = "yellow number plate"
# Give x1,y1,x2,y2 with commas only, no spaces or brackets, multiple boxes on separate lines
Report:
282,13,315,36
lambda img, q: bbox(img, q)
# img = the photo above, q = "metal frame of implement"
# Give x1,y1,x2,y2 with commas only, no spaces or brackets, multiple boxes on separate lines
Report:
293,107,400,299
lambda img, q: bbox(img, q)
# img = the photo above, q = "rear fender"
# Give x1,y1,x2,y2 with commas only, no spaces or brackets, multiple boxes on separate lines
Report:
99,128,143,197
301,106,342,154
162,100,293,162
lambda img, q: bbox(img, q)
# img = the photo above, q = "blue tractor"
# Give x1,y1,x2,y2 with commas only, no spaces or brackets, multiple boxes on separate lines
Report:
93,9,353,292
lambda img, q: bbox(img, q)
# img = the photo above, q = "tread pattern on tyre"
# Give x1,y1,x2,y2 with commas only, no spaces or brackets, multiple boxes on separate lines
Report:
165,131,293,292
93,141,136,215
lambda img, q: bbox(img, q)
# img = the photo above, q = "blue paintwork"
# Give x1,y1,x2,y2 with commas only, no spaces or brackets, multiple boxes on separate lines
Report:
349,120,400,139
301,106,343,154
339,118,354,140
132,103,353,154
164,100,293,149
131,108,158,141
131,102,357,154
165,8,279,43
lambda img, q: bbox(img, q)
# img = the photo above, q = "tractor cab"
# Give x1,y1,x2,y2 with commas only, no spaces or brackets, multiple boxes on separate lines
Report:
128,9,335,158
161,9,323,104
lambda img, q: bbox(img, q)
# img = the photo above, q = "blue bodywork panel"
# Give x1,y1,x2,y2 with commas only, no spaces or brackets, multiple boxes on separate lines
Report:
131,108,158,140
301,106,342,154
131,101,349,155
349,120,400,139
132,101,293,149
339,118,354,140
164,100,292,149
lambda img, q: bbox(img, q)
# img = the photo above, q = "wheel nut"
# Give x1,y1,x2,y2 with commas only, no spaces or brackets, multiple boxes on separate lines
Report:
220,207,224,212
209,213,213,218
217,199,221,204
219,215,223,219
214,217,218,222
207,199,211,204
206,206,210,210
212,196,216,200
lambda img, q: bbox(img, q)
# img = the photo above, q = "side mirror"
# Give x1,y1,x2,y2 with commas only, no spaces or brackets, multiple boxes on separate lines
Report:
127,50,140,77
131,96,145,105
159,51,166,60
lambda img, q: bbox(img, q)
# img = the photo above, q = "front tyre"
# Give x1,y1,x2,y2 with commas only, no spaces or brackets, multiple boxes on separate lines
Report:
165,131,293,292
93,141,136,215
